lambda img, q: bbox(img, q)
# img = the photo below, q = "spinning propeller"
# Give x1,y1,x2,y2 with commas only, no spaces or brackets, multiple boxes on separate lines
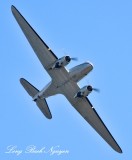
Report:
87,85,100,93
65,56,78,62
92,88,100,93
70,57,78,61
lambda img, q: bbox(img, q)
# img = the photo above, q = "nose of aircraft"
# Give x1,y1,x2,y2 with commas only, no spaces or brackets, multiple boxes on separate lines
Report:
86,61,93,69
78,62,93,77
84,62,93,73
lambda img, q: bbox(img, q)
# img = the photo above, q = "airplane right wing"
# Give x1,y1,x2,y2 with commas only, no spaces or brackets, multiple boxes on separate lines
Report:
70,96,122,153
61,80,122,153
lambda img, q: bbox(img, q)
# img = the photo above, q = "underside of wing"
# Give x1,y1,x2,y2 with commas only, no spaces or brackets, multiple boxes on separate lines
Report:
12,5,70,84
11,5,58,76
73,97,122,153
58,80,122,153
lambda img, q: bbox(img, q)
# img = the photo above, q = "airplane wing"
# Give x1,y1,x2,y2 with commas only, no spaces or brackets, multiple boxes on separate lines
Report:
11,5,68,79
62,81,122,153
77,98,122,153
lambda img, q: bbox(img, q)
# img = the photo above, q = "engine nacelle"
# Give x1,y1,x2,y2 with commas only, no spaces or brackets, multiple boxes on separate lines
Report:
74,85,93,98
51,56,71,69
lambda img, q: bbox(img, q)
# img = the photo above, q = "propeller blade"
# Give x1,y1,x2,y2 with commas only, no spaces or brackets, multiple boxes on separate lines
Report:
93,88,100,93
70,57,78,61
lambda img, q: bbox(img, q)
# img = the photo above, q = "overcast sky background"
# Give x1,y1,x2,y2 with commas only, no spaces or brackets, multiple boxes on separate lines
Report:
1,0,132,159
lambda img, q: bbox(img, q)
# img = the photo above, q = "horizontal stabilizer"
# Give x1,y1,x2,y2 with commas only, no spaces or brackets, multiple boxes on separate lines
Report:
20,78,52,119
36,98,52,119
20,78,39,97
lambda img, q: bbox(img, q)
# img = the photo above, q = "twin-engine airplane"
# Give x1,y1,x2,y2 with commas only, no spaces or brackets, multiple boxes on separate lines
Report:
11,5,122,153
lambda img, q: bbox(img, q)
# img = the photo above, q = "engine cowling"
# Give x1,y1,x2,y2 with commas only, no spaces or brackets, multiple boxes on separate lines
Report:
51,56,71,69
74,85,93,98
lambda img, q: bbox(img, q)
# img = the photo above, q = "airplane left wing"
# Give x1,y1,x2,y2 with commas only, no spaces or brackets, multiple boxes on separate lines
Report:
11,5,61,78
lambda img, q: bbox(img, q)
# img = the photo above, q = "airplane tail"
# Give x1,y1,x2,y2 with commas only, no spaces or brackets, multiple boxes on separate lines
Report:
20,78,52,119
